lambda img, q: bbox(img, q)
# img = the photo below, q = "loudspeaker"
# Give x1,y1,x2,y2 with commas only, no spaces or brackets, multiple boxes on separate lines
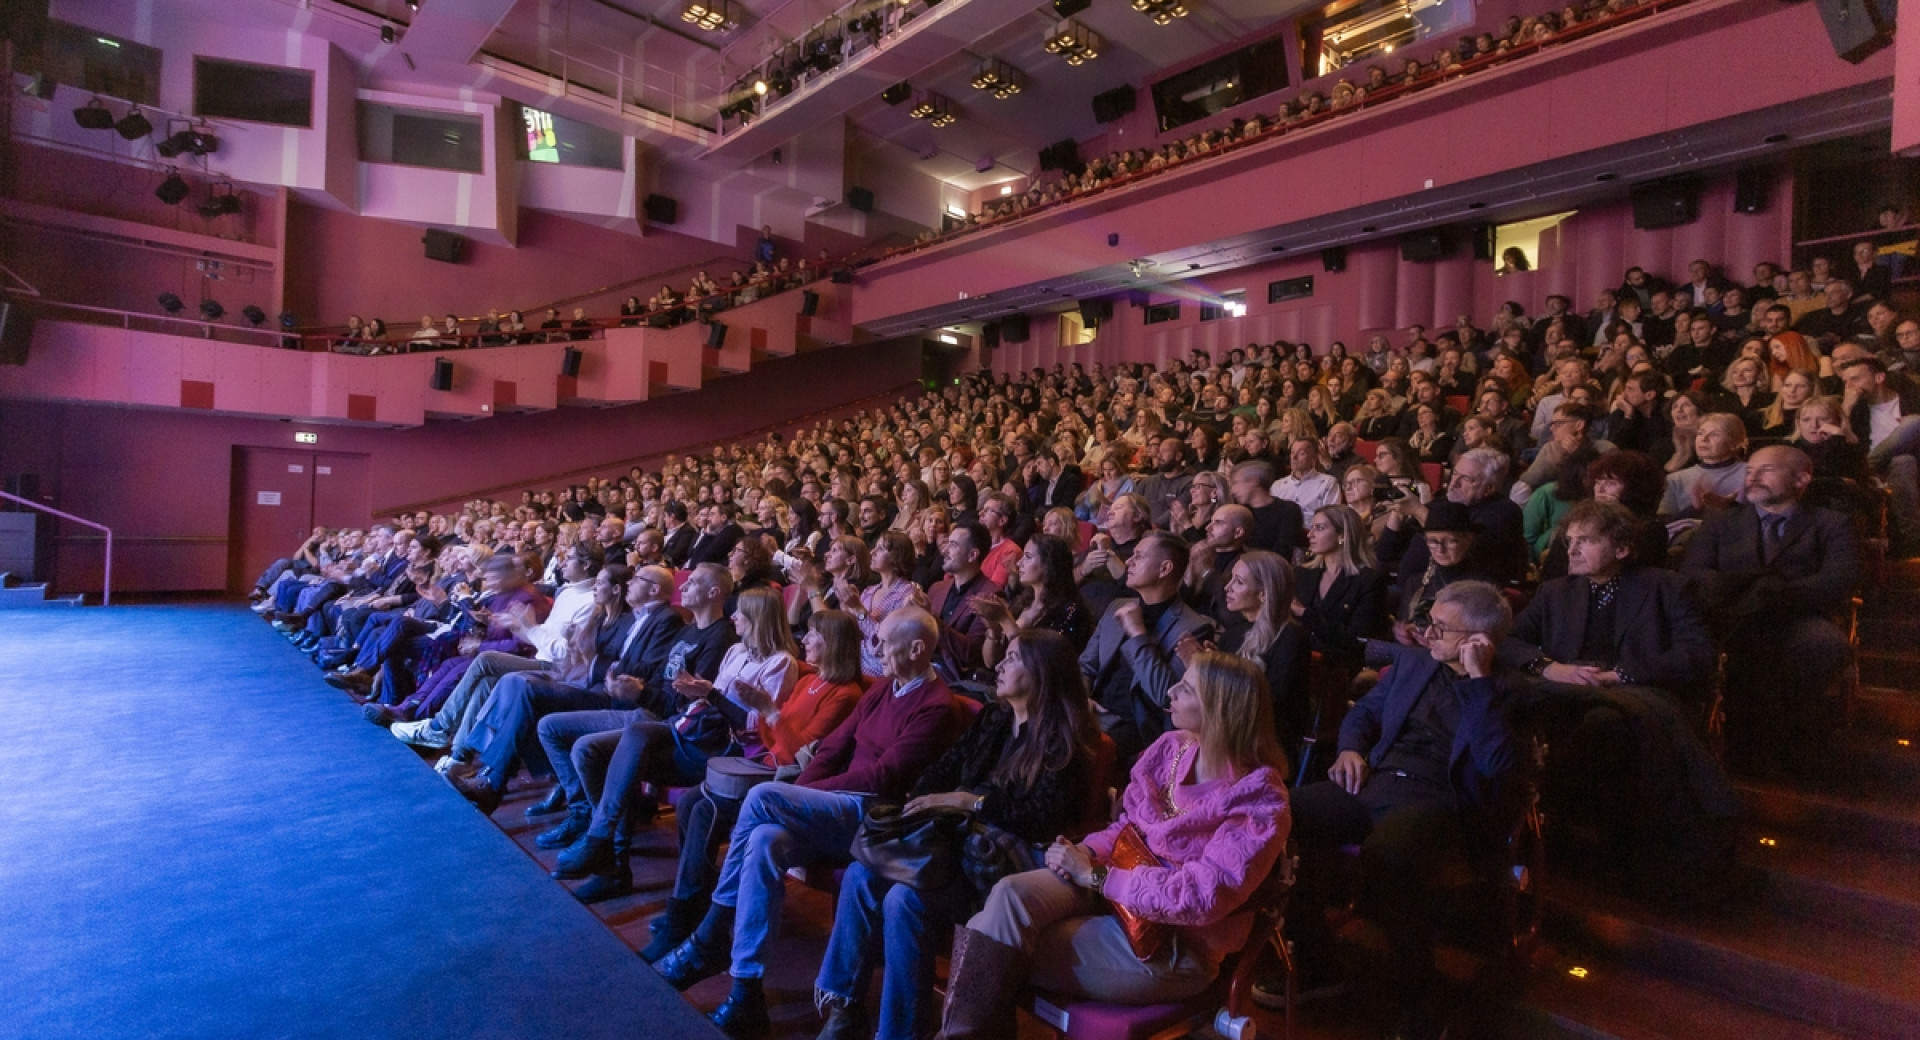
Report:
423,229,467,263
1053,0,1090,15
1469,224,1495,261
1321,246,1348,273
705,321,728,348
561,347,582,378
1038,139,1080,173
881,82,912,105
1400,230,1447,263
0,302,31,367
429,357,454,391
643,194,679,224
830,268,854,284
155,172,190,205
800,290,820,317
1817,0,1894,63
846,187,875,213
981,322,1001,349
1734,169,1769,214
1002,314,1030,343
1092,85,1136,124
1631,180,1698,229
1079,298,1113,325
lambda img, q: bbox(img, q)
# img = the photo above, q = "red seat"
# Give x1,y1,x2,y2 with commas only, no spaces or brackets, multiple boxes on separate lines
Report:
670,569,691,606
1419,462,1444,493
1357,439,1381,464
1076,521,1096,554
1445,394,1469,416
782,582,805,612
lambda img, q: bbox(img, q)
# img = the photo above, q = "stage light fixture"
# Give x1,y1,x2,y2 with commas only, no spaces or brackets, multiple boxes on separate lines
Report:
753,79,768,95
881,82,912,105
115,107,152,140
381,24,396,43
970,59,1024,98
279,311,299,329
1131,0,1189,23
681,0,737,32
199,299,225,321
242,305,267,326
73,97,116,130
157,292,184,314
199,184,242,218
1043,20,1101,64
155,172,190,205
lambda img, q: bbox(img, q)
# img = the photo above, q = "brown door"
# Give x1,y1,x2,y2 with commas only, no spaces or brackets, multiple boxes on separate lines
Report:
311,453,371,532
228,448,371,596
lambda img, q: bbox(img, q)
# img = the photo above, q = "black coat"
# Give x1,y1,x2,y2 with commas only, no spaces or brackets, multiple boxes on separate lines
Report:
1498,567,1715,701
1681,503,1862,631
908,702,1091,844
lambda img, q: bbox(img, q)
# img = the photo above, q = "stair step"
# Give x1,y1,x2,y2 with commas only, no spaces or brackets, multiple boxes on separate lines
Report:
1509,948,1855,1040
1738,780,1920,854
1852,686,1920,736
1543,878,1920,1039
1746,831,1920,945
0,583,53,609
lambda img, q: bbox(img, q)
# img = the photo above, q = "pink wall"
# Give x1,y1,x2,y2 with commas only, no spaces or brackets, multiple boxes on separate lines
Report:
986,170,1792,374
0,338,922,595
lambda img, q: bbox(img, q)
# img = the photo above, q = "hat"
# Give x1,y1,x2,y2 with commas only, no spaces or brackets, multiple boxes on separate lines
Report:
1424,500,1478,535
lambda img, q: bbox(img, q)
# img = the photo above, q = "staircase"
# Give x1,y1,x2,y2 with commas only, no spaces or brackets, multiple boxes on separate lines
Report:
1517,560,1920,1039
0,574,84,608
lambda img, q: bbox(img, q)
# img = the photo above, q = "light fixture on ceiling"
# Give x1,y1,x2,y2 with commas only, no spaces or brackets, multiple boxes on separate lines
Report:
682,0,738,33
1043,20,1101,65
1130,0,1189,25
909,93,957,127
970,58,1025,99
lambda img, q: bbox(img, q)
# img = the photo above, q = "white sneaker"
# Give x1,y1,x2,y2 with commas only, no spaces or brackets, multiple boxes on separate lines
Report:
433,754,476,779
391,719,449,749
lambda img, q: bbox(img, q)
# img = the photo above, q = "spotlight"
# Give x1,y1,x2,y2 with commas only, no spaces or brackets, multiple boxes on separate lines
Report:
753,79,768,95
279,311,298,329
199,299,225,321
242,305,267,326
155,121,216,158
970,59,1024,98
406,0,419,10
73,97,115,130
115,107,152,140
155,172,190,205
681,0,737,32
157,292,184,314
199,184,242,218
381,24,396,44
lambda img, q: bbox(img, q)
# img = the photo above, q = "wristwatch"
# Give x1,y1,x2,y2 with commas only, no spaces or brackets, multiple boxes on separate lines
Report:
1086,864,1110,891
1524,656,1552,677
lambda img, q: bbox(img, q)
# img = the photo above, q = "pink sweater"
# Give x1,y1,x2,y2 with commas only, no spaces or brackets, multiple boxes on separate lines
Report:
1083,731,1291,966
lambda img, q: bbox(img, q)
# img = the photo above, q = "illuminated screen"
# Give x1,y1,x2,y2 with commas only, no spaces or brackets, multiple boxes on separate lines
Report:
523,106,559,164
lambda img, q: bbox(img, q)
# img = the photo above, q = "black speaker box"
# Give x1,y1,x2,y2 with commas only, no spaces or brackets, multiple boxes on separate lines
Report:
1321,246,1348,273
981,322,1001,349
1053,0,1090,15
705,322,728,348
1002,314,1030,343
1817,0,1894,63
155,174,190,206
1631,180,1698,229
561,347,583,378
0,302,31,367
423,229,467,263
800,290,820,317
429,357,454,391
1079,298,1113,324
881,82,912,106
1400,230,1447,263
846,187,875,213
1734,169,1769,214
1469,224,1495,261
830,268,854,284
643,194,679,224
1092,86,1136,124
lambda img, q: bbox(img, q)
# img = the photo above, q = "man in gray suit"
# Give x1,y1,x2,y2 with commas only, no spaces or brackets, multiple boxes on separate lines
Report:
1080,530,1214,761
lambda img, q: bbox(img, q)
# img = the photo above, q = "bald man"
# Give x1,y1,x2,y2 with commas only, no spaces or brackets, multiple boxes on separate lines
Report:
1190,503,1254,625
1682,446,1863,777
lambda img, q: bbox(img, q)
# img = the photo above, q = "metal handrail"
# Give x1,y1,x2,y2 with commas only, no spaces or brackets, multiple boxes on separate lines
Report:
0,489,111,606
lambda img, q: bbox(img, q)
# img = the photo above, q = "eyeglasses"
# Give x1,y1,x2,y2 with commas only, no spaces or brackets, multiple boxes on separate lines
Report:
1421,619,1484,640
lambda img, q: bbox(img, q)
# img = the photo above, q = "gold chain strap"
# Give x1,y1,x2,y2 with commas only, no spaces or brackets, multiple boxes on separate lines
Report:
1160,738,1195,820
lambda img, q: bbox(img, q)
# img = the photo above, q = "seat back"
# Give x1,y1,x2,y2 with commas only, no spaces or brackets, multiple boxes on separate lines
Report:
1295,650,1354,787
1419,462,1445,494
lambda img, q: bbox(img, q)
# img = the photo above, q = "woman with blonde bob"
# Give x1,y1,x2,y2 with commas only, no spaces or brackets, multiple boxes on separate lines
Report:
937,651,1291,1039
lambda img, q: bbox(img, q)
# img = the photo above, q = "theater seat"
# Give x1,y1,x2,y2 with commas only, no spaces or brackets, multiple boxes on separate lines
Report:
670,569,691,606
1077,521,1096,554
1419,462,1444,493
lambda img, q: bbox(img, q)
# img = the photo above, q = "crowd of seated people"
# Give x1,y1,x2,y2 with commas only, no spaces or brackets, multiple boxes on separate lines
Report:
897,0,1682,254
248,248,1907,1039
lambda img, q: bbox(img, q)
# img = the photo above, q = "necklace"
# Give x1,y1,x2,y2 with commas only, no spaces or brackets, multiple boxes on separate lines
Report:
1159,738,1195,820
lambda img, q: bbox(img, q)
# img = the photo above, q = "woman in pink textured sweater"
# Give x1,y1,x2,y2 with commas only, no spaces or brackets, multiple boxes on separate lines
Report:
938,651,1292,1038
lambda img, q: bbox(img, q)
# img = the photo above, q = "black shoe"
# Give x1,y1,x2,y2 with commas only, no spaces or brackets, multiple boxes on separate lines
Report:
525,785,569,817
361,703,398,727
654,908,732,991
815,1001,869,1040
573,859,633,904
551,835,614,881
316,649,355,671
450,771,502,815
709,977,770,1040
330,670,375,693
641,897,709,963
536,805,591,849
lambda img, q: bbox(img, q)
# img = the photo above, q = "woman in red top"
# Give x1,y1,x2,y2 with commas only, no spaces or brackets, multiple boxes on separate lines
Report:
642,609,868,962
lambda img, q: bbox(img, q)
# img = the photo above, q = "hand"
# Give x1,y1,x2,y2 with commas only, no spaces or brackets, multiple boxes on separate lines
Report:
1173,632,1213,667
906,584,931,611
1392,620,1427,647
1045,838,1099,887
832,577,861,610
972,595,1011,625
1459,633,1496,679
733,678,776,713
1113,599,1147,639
1082,549,1111,574
1328,751,1370,795
1168,499,1190,530
1543,662,1608,686
673,673,715,700
457,635,481,656
904,791,979,814
606,674,644,701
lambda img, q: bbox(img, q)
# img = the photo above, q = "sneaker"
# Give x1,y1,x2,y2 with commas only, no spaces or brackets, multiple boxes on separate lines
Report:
391,719,449,749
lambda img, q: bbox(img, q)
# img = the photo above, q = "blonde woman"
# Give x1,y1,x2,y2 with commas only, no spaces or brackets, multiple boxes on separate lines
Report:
1293,504,1387,672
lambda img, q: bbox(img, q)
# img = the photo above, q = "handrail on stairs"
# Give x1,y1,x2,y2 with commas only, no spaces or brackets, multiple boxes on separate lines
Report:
0,489,111,606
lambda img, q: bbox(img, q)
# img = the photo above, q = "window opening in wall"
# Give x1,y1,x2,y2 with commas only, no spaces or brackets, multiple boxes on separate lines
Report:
358,102,486,173
1144,301,1181,325
1200,289,1246,321
1492,210,1575,274
1268,275,1315,303
515,104,625,169
26,21,162,106
194,58,314,127
1059,311,1097,346
1298,0,1474,79
1151,38,1289,133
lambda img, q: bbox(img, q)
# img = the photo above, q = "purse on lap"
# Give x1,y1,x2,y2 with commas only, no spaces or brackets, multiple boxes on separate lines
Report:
849,801,975,891
1105,737,1194,962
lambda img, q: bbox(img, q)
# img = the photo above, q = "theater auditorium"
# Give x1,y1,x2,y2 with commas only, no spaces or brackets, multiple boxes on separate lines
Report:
2,0,1919,1038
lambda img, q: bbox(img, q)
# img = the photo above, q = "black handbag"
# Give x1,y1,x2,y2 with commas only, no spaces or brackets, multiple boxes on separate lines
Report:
849,802,975,891
961,821,1042,901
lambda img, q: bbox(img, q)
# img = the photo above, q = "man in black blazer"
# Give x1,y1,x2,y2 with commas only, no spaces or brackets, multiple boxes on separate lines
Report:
1392,448,1527,586
685,503,744,567
660,500,697,568
1080,531,1214,762
1022,451,1085,517
1683,445,1863,777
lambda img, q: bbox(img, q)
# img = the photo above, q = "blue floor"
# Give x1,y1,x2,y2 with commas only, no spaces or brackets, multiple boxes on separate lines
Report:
0,605,720,1040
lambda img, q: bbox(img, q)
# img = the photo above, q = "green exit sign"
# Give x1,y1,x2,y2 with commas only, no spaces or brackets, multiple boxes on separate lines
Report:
294,432,317,444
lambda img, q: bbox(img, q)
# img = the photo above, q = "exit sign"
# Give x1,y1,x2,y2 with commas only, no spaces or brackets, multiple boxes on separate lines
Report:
294,432,317,444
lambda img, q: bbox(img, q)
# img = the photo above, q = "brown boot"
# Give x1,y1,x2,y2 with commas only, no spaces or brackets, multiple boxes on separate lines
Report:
937,927,1023,1040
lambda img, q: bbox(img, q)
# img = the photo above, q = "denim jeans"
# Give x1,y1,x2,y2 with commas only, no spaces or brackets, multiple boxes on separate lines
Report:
467,673,612,791
426,651,546,745
536,707,652,804
711,782,869,979
816,860,969,1040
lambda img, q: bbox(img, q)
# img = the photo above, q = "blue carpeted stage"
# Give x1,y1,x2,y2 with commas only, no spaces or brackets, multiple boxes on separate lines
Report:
0,605,721,1040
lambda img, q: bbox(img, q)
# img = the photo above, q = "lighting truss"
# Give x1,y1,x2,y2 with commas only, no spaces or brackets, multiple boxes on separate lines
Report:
1043,20,1101,65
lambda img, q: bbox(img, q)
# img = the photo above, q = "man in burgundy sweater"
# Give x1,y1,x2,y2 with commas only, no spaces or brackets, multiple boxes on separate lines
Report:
653,607,972,1038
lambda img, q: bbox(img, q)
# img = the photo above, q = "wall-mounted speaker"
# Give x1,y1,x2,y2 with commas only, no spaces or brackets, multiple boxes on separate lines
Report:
846,186,875,213
0,302,32,367
830,268,854,284
1079,298,1113,325
800,290,820,317
1817,0,1894,63
1400,230,1447,263
423,229,467,263
1091,85,1136,124
1002,314,1030,343
1053,0,1090,15
643,194,679,224
561,347,582,378
1630,180,1699,230
1321,246,1348,273
1734,169,1769,215
705,322,728,348
981,322,1001,349
429,357,454,391
881,82,912,105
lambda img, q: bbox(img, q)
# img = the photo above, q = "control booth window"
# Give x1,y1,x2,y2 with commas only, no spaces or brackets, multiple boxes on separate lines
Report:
1200,290,1247,321
1151,39,1289,133
1298,0,1476,80
1144,301,1182,325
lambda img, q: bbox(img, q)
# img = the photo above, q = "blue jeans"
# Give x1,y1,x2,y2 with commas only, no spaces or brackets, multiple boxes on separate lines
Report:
467,673,613,791
536,707,651,804
816,861,969,1040
712,783,869,979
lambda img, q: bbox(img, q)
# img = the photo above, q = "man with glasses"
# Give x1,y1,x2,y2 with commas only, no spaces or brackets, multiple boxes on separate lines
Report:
1518,402,1615,491
1391,448,1527,585
1274,581,1518,1039
1391,501,1492,645
975,492,1022,588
